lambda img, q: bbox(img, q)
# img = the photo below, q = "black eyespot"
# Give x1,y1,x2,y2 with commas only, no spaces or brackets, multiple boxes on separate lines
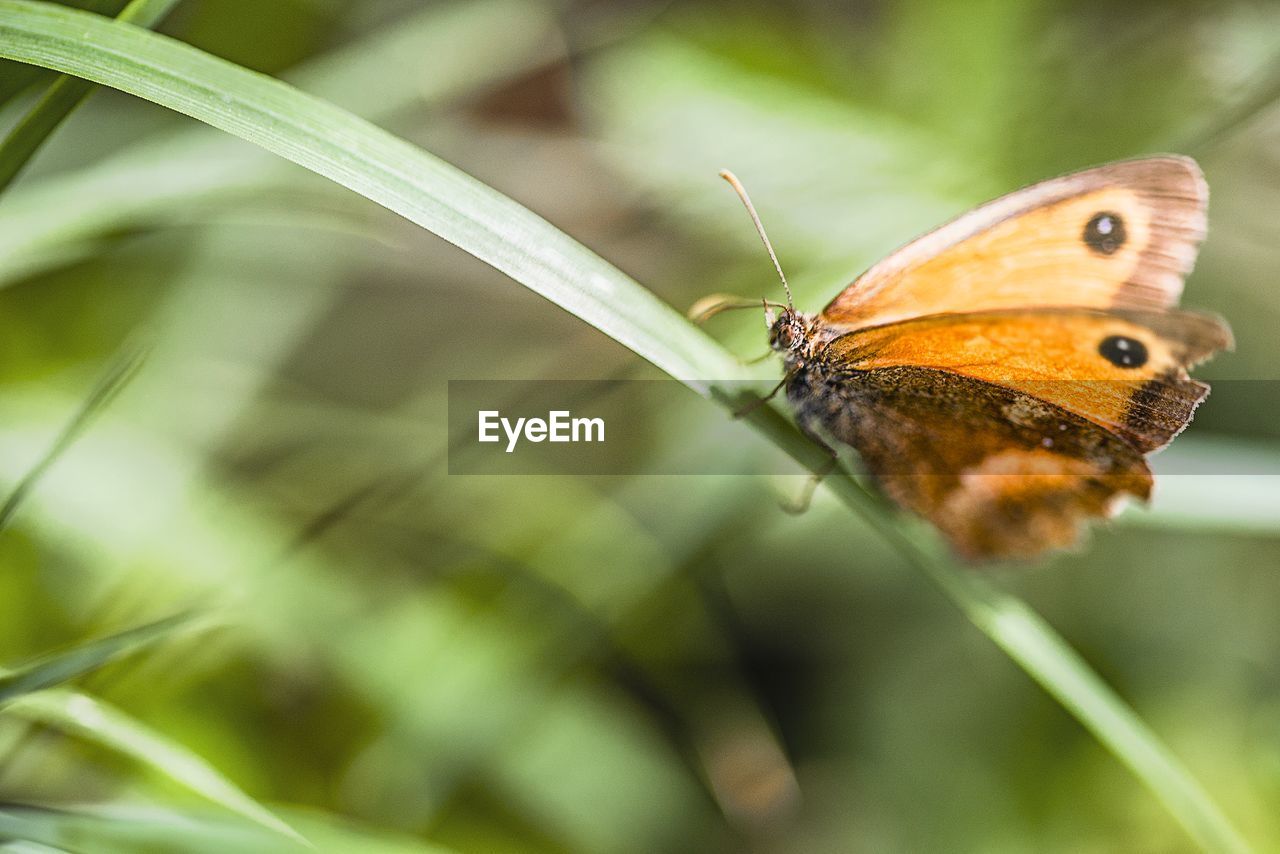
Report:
1099,335,1148,368
1084,211,1126,255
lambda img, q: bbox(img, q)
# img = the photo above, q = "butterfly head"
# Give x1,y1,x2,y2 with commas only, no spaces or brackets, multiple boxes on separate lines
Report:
767,308,814,360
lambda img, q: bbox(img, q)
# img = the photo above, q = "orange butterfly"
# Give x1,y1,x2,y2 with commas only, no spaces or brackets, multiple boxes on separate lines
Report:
724,156,1231,560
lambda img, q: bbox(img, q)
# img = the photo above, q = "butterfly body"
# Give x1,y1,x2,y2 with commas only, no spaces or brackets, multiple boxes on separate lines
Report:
763,156,1231,560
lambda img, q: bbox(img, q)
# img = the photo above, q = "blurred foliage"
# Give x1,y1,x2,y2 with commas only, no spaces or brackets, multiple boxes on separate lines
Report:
1,0,1279,852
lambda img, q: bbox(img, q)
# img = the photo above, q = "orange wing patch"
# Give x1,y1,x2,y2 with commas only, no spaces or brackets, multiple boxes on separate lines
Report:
935,447,1153,559
824,309,1231,452
821,157,1206,329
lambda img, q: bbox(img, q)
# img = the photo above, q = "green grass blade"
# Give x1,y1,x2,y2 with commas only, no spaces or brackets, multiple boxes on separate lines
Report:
0,805,308,853
0,612,194,705
0,0,742,387
0,334,149,531
0,804,456,853
0,0,558,289
0,0,118,106
0,55,45,106
0,0,179,193
6,690,304,844
0,4,1250,851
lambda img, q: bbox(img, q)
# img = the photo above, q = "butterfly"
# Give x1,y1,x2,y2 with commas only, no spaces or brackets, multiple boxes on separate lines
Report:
720,156,1231,560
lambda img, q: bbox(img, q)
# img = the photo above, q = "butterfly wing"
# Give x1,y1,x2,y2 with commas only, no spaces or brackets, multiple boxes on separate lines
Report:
821,309,1231,453
821,157,1207,329
787,155,1225,558
788,364,1154,560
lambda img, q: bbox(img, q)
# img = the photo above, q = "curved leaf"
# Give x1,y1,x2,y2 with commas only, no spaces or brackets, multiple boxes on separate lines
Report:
0,612,194,705
7,690,303,843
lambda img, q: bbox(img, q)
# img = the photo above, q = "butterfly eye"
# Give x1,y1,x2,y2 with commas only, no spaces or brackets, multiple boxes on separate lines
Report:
768,311,801,350
1083,211,1126,255
1098,335,1148,368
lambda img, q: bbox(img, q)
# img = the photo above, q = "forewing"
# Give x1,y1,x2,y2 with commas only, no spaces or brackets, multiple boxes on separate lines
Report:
821,157,1207,329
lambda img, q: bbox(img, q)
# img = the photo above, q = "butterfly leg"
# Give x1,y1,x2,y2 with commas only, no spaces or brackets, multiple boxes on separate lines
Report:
732,374,788,418
781,424,839,514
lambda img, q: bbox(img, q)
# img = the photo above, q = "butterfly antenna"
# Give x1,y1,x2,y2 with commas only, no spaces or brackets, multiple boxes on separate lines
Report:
719,169,794,310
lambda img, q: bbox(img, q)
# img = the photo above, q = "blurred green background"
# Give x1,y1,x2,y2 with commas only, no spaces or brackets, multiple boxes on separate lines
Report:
2,0,1280,851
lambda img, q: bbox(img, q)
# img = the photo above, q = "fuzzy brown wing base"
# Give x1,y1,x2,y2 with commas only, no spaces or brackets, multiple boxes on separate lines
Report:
787,364,1154,560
